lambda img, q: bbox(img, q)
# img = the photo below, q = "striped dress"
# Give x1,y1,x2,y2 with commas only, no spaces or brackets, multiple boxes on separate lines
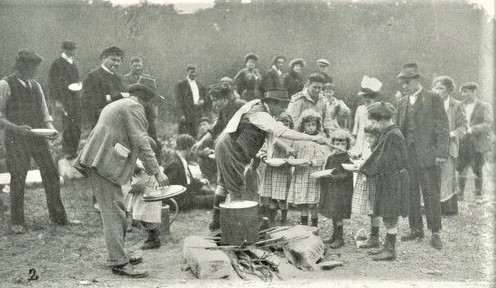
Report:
287,135,329,205
260,139,294,200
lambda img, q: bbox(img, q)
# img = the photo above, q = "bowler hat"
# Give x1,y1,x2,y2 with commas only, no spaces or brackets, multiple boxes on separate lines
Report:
16,49,43,65
264,89,290,102
397,62,422,79
316,58,330,67
61,41,76,51
128,76,164,100
367,102,396,118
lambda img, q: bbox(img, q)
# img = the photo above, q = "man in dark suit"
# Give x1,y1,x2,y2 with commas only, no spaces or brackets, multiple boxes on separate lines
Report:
82,46,127,133
395,63,449,250
457,82,493,203
175,65,209,137
48,40,81,159
260,55,285,96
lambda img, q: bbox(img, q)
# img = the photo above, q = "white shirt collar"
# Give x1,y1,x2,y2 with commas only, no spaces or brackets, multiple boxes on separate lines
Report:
16,77,30,88
272,65,282,75
101,64,114,75
61,52,74,64
443,96,450,111
187,76,196,83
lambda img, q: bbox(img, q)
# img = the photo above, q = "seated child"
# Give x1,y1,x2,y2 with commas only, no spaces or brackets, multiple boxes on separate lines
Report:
319,129,354,248
163,134,211,210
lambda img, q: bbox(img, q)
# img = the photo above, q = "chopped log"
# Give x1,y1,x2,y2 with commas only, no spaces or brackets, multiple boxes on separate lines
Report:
267,226,323,270
182,236,231,279
283,233,324,270
318,260,344,270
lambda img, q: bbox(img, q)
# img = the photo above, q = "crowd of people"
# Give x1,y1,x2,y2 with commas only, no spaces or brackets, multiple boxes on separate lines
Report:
0,41,493,278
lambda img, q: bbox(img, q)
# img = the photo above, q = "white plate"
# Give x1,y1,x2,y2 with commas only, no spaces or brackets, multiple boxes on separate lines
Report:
286,158,308,166
310,169,335,179
143,185,187,202
68,82,82,91
342,163,359,172
30,128,58,136
264,158,286,167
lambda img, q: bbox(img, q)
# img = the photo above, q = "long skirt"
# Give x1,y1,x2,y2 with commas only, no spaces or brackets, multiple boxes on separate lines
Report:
440,156,458,215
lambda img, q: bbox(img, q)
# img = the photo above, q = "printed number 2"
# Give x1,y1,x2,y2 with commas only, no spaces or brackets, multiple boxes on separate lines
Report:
28,268,38,281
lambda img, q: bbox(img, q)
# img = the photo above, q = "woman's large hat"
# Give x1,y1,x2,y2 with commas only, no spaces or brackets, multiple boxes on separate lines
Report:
358,75,382,97
128,76,164,100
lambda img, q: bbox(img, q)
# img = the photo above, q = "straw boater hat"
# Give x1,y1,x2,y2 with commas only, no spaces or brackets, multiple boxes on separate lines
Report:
358,75,382,98
128,76,164,100
396,62,423,79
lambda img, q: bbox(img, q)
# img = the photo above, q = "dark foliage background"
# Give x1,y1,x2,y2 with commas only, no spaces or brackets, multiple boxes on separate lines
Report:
0,0,493,122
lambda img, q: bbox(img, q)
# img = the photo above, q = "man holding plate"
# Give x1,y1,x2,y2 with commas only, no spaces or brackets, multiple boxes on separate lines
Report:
0,49,75,233
48,40,81,159
74,77,168,278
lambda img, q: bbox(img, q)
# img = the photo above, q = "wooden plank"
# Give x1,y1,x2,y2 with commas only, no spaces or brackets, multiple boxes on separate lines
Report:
182,236,232,279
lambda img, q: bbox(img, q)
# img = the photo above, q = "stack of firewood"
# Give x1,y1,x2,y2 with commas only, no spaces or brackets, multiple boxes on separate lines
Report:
183,225,342,281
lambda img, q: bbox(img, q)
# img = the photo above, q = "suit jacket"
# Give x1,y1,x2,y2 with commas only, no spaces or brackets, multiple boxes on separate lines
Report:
74,98,160,185
260,66,284,95
82,67,126,129
48,57,80,112
395,88,450,167
445,97,467,158
175,79,209,122
462,99,493,153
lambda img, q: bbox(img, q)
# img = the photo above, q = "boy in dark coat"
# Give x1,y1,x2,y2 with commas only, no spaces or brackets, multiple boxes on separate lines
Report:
319,129,354,249
360,102,409,261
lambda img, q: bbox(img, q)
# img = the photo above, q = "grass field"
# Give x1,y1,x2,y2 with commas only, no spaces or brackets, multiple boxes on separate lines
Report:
0,162,493,288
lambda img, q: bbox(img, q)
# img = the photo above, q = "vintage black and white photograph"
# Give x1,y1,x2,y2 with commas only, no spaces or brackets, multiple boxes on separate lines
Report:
0,0,494,287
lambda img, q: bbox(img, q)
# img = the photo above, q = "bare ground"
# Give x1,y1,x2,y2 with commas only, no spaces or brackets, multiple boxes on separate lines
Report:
0,163,494,288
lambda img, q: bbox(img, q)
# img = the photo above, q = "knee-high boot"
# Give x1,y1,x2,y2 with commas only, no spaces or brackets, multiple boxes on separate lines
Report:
209,194,226,231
